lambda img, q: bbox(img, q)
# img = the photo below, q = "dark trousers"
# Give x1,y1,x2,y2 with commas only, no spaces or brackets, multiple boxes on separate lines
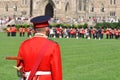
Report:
7,32,11,36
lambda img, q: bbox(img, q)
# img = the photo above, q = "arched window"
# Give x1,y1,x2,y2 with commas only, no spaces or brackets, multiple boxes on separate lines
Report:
13,4,17,11
110,11,116,16
101,3,104,12
114,0,116,4
83,0,86,11
79,0,82,11
91,4,94,12
5,4,8,11
65,2,69,12
110,0,112,4
79,0,86,11
22,0,27,5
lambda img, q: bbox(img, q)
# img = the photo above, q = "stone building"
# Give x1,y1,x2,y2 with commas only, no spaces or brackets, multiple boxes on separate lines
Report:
0,0,120,21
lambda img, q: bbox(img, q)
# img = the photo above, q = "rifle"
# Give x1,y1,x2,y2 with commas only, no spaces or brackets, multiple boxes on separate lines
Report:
5,56,26,80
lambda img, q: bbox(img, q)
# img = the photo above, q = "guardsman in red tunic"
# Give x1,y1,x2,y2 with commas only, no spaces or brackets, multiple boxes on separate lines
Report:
11,25,17,37
101,28,104,39
19,26,23,37
56,27,61,38
17,16,62,80
81,28,85,38
118,29,120,38
105,28,110,39
114,29,119,39
6,25,11,36
26,27,31,37
22,26,26,37
91,28,95,39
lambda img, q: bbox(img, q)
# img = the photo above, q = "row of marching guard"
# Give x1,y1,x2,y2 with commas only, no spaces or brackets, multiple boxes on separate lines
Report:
6,25,120,39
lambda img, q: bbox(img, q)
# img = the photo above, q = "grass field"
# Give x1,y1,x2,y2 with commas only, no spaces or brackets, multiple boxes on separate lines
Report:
0,32,120,80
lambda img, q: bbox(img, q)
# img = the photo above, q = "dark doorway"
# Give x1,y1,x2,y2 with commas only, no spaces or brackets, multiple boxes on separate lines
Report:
45,3,54,17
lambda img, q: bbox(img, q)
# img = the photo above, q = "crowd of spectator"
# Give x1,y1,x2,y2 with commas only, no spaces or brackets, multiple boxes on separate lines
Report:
0,15,30,26
50,16,120,25
0,16,12,26
0,15,120,27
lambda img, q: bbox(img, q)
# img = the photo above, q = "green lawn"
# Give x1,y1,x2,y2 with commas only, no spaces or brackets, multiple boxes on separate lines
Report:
0,32,120,80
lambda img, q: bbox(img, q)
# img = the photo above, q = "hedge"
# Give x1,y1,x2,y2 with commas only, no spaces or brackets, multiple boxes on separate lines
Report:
4,22,120,30
49,23,88,28
94,22,120,29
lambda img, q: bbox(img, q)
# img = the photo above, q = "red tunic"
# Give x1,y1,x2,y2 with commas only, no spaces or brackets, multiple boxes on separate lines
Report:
19,27,23,33
6,27,11,32
17,36,62,80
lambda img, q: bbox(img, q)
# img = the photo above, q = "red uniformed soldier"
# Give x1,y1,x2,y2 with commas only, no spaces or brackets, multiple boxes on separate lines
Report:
11,25,17,37
17,16,62,80
6,25,11,36
19,26,23,37
26,27,31,37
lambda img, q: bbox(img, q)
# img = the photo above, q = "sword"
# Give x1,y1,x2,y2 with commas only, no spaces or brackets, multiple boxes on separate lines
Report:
5,56,23,70
5,56,26,79
6,56,23,60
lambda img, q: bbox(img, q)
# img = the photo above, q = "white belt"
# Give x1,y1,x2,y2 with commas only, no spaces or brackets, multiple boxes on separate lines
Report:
24,71,51,80
25,71,51,76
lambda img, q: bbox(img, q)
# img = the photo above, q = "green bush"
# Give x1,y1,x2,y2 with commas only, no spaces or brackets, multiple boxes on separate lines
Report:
15,24,33,30
83,23,88,28
95,22,120,29
77,24,83,28
50,23,87,28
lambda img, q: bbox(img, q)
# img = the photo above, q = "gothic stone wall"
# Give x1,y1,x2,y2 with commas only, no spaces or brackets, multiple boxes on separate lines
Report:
0,0,120,19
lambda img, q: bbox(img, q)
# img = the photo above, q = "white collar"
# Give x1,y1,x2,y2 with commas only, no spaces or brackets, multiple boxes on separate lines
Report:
34,33,48,38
